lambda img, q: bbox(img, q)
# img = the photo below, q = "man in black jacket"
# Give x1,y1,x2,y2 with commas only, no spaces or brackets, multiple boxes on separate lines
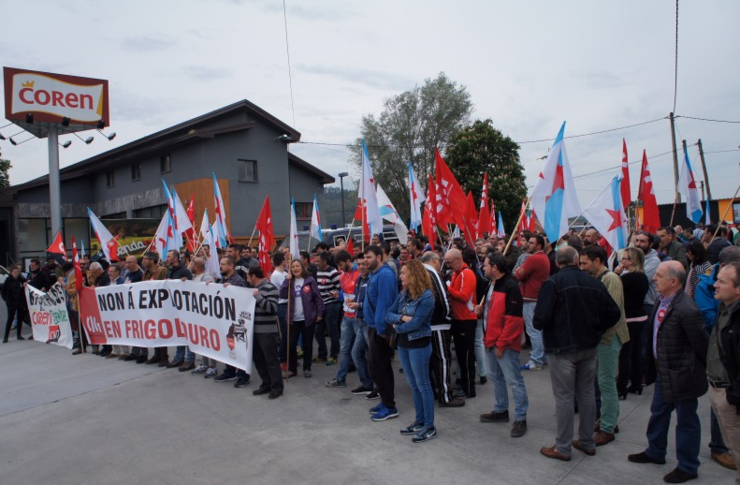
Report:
533,246,620,461
628,261,709,483
707,261,740,482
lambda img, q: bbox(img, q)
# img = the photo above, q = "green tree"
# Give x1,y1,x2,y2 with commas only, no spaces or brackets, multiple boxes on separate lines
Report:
444,119,525,233
352,72,473,221
0,159,11,189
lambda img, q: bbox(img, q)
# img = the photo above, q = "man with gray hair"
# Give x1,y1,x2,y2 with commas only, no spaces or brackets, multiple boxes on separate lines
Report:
533,246,621,461
628,261,708,483
692,245,740,470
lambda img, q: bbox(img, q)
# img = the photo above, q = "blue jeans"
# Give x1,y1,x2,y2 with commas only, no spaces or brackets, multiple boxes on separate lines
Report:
351,319,373,388
175,345,193,363
523,302,546,365
336,316,357,382
475,320,487,377
486,348,529,422
277,303,288,362
645,375,702,475
316,302,341,359
398,344,434,428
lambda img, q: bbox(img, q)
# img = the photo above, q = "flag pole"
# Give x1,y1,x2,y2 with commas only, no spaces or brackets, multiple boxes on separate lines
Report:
504,195,532,255
246,224,258,251
711,179,740,241
284,255,292,382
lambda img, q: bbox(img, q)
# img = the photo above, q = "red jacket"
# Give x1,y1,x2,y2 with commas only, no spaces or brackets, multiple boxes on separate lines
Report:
514,251,550,300
484,273,524,351
448,264,478,321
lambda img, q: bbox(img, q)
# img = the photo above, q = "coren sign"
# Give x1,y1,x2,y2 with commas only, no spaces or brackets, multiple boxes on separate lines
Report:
3,66,109,128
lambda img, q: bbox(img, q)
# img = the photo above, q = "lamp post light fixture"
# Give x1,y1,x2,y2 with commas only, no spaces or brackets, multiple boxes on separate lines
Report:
338,171,349,228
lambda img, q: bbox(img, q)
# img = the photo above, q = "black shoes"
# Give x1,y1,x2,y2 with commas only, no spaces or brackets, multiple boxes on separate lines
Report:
480,410,509,423
234,377,250,388
351,385,373,395
663,468,698,483
511,420,527,438
253,387,271,396
627,452,666,465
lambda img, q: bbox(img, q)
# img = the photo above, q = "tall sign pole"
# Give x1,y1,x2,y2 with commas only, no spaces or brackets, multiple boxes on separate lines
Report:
47,127,61,235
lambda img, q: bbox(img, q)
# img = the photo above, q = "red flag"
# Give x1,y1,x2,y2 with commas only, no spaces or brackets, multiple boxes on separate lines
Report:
434,148,466,228
423,175,437,245
256,196,275,275
71,236,83,293
462,192,478,247
184,195,197,252
517,199,528,245
620,139,631,209
353,199,370,241
490,200,497,235
528,208,536,232
477,174,491,239
46,230,67,260
638,150,661,233
346,237,355,255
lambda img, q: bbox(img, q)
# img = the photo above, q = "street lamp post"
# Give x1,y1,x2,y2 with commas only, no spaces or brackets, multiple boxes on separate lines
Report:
338,171,349,228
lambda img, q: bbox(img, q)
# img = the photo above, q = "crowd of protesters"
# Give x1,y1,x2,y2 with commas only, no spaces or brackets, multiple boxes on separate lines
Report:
5,221,740,481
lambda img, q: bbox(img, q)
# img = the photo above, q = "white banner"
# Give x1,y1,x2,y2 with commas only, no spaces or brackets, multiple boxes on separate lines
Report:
79,280,256,373
25,282,74,349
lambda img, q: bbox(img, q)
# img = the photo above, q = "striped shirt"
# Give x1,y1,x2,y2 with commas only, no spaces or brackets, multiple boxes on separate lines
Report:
253,279,279,334
316,266,341,304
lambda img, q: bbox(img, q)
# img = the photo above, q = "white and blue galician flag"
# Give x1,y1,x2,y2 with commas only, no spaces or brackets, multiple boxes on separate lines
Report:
678,149,703,223
376,184,409,244
310,193,322,242
497,211,505,238
531,122,582,244
289,198,300,259
408,161,425,231
706,198,711,225
212,172,230,245
582,176,630,251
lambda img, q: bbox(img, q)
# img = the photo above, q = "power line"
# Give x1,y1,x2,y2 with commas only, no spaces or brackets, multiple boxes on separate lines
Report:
282,0,296,129
672,0,680,113
676,115,740,124
295,117,668,150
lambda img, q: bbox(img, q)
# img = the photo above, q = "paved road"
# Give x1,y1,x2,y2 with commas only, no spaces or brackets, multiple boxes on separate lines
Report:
0,317,732,485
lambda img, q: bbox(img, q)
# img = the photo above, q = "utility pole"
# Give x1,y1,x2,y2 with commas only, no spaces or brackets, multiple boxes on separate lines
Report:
697,139,713,201
670,112,681,203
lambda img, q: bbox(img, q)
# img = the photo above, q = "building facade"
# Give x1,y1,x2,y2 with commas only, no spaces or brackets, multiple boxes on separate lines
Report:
1,100,333,264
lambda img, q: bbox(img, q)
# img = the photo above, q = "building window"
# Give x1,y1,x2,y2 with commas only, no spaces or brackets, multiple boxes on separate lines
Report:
133,205,167,219
131,164,141,181
238,159,258,183
295,202,311,221
106,172,115,188
160,155,171,173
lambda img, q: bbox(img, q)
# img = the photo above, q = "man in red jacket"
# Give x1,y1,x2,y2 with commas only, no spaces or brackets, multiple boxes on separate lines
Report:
478,252,529,438
515,235,551,371
444,248,479,398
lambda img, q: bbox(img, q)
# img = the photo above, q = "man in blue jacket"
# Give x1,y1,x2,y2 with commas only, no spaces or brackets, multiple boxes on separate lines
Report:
364,245,400,421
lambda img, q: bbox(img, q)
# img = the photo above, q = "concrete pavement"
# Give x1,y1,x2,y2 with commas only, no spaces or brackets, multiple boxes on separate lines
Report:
0,327,733,485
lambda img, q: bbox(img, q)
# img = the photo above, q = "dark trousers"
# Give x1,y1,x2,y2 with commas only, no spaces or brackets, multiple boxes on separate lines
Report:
368,326,395,408
644,375,701,475
253,332,284,393
617,320,644,394
429,328,455,403
451,319,477,395
277,303,288,362
4,305,28,340
315,302,341,359
69,310,88,350
289,320,315,372
154,347,169,362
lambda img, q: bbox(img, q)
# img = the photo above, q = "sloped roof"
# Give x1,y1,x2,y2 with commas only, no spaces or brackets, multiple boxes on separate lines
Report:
6,99,332,192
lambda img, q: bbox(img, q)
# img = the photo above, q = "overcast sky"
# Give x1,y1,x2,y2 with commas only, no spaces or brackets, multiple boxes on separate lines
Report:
2,0,738,208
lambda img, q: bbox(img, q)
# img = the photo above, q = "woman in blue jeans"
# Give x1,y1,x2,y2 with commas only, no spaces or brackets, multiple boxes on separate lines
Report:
386,259,436,443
